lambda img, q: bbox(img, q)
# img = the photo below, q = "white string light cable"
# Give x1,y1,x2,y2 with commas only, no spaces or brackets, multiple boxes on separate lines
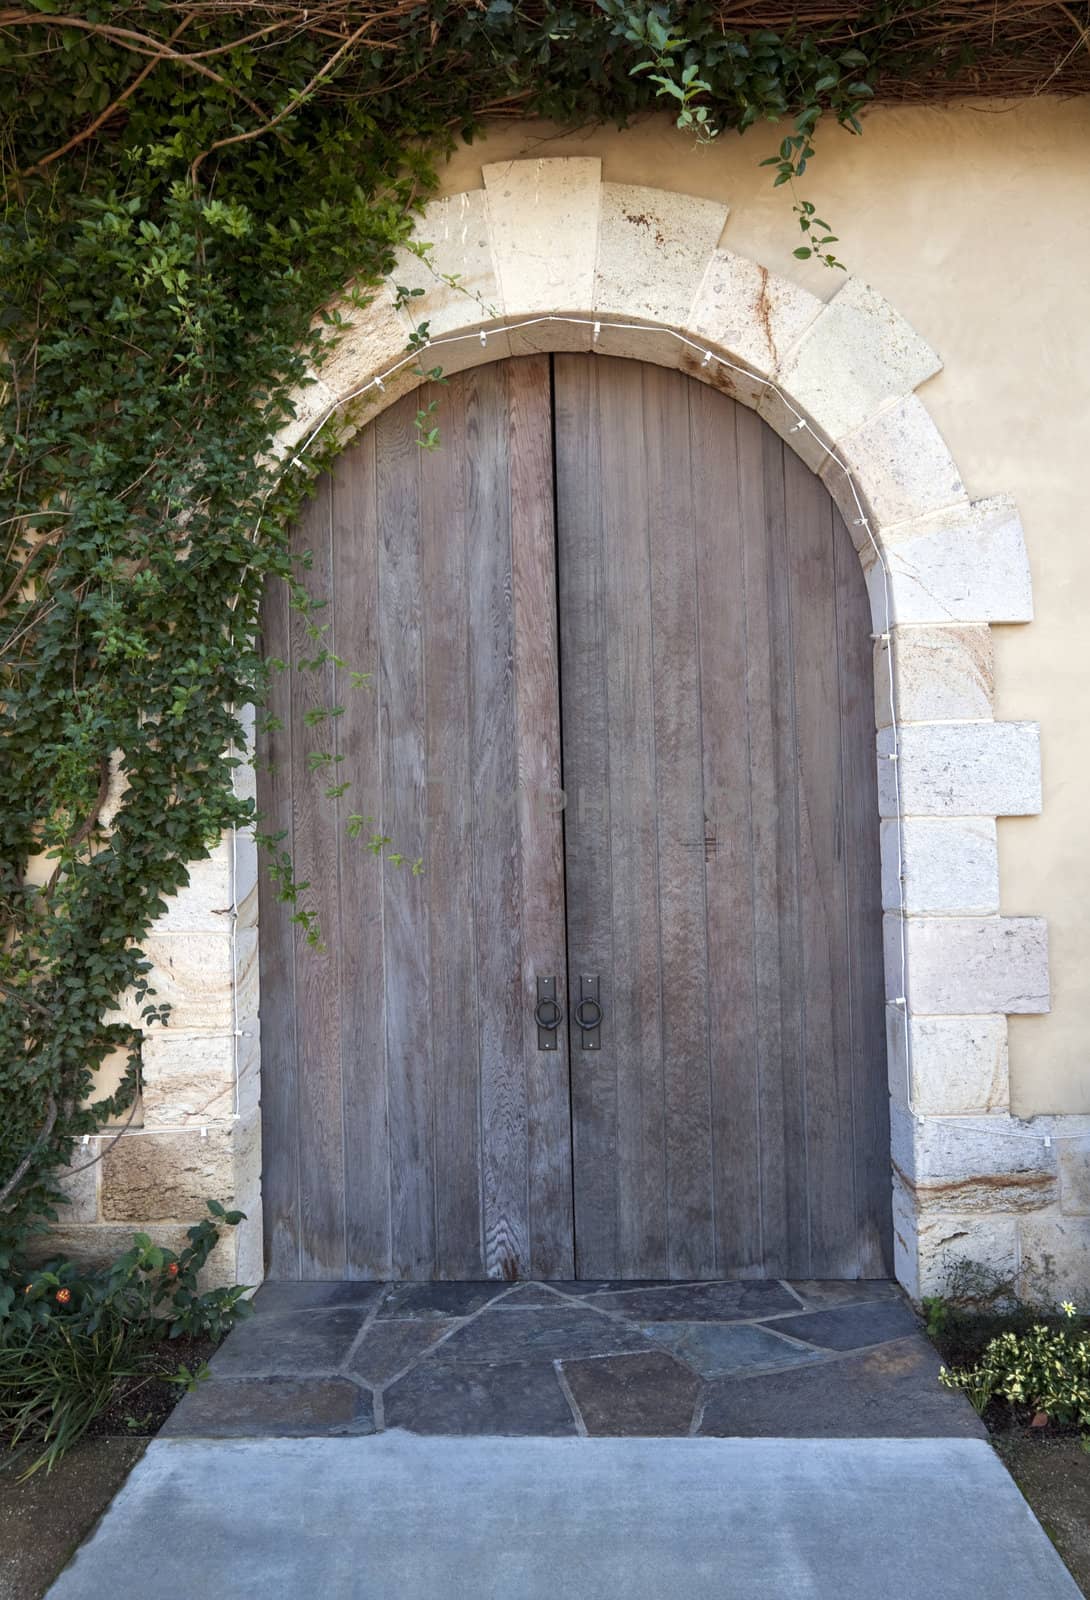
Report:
66,311,1078,1158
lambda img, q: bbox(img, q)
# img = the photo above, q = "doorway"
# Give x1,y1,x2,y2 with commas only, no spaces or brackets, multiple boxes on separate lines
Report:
258,354,890,1282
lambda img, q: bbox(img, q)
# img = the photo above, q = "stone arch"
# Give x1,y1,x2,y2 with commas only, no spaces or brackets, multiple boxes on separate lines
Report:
263,157,1049,1296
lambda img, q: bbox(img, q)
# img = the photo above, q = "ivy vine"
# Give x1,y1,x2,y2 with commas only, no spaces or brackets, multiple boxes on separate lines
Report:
0,1,1024,1227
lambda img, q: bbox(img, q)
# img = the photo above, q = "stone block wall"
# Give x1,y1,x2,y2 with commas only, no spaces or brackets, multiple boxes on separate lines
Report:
46,717,263,1290
39,158,1089,1305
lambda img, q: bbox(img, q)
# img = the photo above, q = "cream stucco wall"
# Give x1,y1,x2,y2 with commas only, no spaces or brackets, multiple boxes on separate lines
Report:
431,99,1090,1118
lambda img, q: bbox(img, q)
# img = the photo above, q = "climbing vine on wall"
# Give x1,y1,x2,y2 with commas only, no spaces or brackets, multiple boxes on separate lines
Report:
0,1,1080,1227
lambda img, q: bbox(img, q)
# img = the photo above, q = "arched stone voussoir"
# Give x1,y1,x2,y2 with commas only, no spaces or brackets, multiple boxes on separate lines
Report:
860,494,1034,627
774,276,942,447
819,394,968,539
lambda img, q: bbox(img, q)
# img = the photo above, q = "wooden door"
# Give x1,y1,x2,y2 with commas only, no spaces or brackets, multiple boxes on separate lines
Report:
259,357,574,1280
554,355,889,1279
260,351,890,1282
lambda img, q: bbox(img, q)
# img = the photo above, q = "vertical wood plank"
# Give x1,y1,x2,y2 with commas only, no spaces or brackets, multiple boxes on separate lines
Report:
785,449,857,1276
377,397,435,1277
644,364,714,1277
509,355,574,1279
334,424,391,1278
290,474,347,1277
691,383,764,1276
256,564,300,1279
597,358,667,1278
554,353,620,1277
836,512,893,1275
467,361,530,1279
418,375,484,1279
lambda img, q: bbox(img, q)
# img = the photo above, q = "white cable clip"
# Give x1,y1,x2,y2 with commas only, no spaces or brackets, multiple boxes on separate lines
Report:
789,419,808,433
892,996,907,1007
700,350,713,368
82,1134,90,1148
1044,1135,1052,1149
479,330,488,347
372,376,385,394
853,516,870,528
593,321,601,344
870,631,892,642
200,1126,207,1141
880,751,899,762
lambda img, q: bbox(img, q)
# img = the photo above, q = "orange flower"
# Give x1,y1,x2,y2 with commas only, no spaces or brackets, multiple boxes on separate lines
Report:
55,1287,71,1305
166,1262,179,1277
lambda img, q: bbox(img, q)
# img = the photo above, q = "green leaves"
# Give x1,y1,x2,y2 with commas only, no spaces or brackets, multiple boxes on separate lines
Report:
0,0,883,1228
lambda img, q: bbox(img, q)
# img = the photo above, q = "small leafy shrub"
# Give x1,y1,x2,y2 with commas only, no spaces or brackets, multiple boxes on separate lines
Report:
940,1302,1090,1428
0,1202,251,1474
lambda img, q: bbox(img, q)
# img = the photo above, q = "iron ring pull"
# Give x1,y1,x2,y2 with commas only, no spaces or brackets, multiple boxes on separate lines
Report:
574,997,603,1030
534,997,563,1030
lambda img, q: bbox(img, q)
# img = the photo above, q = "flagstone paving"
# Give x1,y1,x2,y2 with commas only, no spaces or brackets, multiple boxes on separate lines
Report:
164,1278,984,1440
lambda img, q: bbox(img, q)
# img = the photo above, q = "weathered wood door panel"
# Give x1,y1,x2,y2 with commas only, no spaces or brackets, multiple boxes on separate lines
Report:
260,352,890,1281
554,355,889,1279
259,357,573,1280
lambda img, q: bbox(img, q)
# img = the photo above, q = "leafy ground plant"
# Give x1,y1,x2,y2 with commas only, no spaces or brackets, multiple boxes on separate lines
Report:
0,1203,250,1475
940,1302,1090,1428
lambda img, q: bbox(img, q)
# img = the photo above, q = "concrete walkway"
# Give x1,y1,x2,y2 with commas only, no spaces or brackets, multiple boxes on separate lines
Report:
47,1434,1080,1599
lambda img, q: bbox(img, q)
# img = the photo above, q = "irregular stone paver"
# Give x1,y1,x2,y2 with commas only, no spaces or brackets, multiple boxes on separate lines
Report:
584,1280,799,1322
167,1277,974,1441
490,1282,569,1308
209,1305,365,1376
251,1280,383,1314
385,1359,576,1435
346,1319,450,1385
699,1336,985,1439
640,1320,826,1378
770,1300,920,1351
436,1306,652,1365
162,1377,373,1438
784,1279,901,1308
376,1282,507,1320
561,1351,700,1435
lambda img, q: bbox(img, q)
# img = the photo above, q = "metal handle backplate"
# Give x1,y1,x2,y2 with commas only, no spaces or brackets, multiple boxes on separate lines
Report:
577,975,603,1050
536,976,562,1051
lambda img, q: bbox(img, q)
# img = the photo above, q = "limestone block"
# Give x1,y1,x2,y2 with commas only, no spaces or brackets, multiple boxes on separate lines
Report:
1059,1139,1090,1216
880,817,999,915
269,370,339,460
862,495,1034,626
483,157,602,317
688,248,823,379
887,914,1050,1014
594,322,688,373
877,721,1042,817
875,625,994,727
891,1104,1057,1214
886,1008,1009,1115
141,1032,236,1127
54,1144,101,1224
1018,1214,1090,1302
894,1176,1020,1301
820,396,966,534
102,1127,236,1221
394,190,504,334
593,183,727,329
776,277,941,444
310,287,417,414
119,928,255,1031
150,844,233,935
27,1223,196,1267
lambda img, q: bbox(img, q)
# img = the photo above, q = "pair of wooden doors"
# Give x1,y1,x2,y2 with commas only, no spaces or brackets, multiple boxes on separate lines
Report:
258,354,890,1284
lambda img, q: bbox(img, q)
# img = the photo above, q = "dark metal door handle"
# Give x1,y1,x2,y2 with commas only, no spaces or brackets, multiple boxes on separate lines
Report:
576,975,602,1050
536,976,562,1051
